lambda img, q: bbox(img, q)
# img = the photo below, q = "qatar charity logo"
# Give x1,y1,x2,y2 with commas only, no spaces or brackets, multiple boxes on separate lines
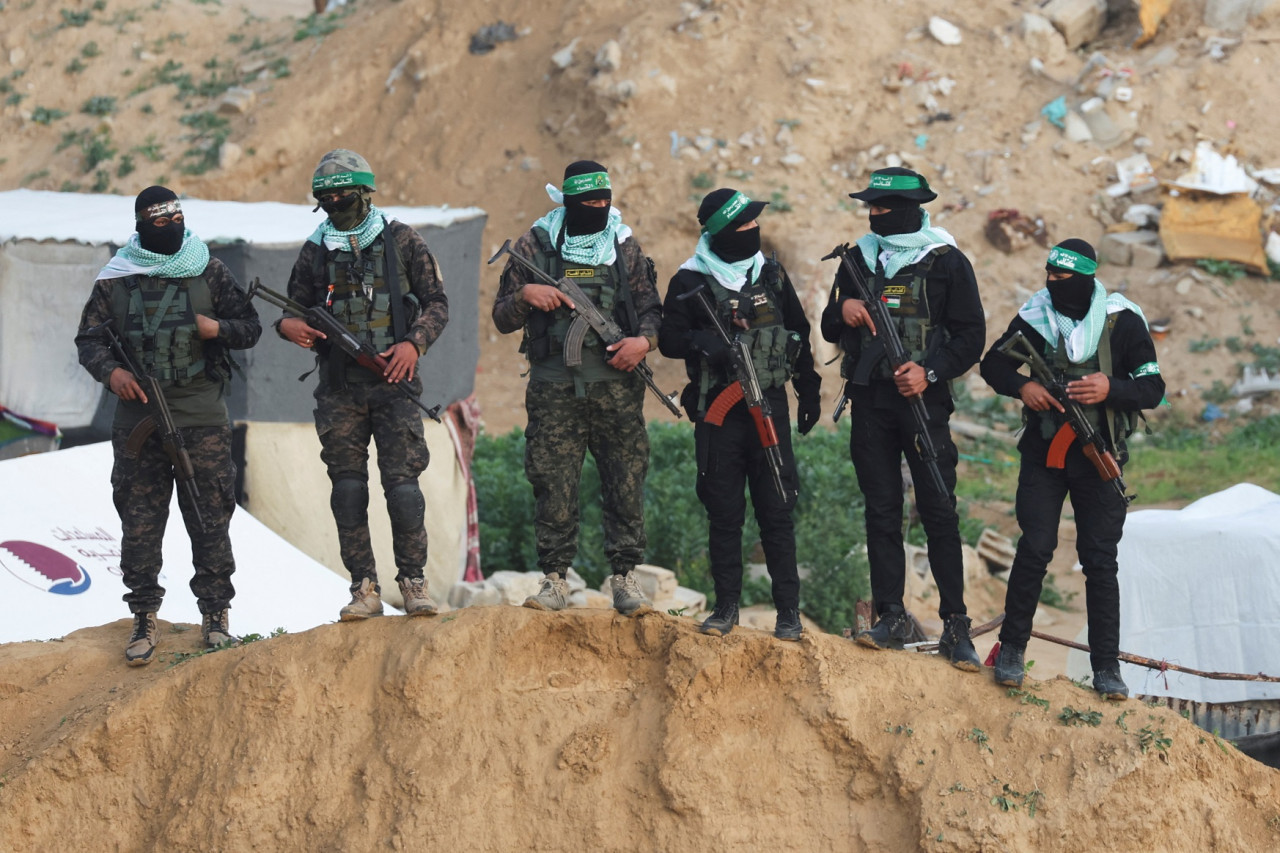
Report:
0,540,93,595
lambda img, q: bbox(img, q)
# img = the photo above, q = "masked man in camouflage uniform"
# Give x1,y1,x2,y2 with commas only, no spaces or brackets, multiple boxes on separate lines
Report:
278,149,449,621
820,168,986,671
75,186,262,665
492,160,660,616
658,188,822,640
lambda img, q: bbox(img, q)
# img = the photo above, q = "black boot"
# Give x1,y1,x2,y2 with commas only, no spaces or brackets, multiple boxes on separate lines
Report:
774,607,803,641
993,642,1025,687
700,600,739,637
855,604,912,650
938,614,981,672
1093,665,1130,701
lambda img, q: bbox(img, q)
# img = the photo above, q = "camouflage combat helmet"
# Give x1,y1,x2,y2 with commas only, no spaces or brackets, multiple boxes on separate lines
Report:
312,149,376,194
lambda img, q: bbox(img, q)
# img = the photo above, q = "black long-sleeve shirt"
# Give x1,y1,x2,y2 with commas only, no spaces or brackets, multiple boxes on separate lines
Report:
658,263,820,417
819,246,985,411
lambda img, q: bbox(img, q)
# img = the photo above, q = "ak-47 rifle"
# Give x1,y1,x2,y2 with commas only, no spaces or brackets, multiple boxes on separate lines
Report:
998,331,1134,505
94,319,205,531
822,243,949,499
487,239,682,418
678,282,793,503
247,279,441,422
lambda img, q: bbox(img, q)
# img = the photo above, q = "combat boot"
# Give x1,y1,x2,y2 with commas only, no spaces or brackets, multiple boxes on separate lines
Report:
1093,666,1130,701
523,572,570,611
611,570,653,617
993,642,1026,687
125,612,159,666
774,607,803,641
700,600,739,637
202,610,239,648
938,614,981,672
856,604,912,650
397,576,440,617
339,578,384,621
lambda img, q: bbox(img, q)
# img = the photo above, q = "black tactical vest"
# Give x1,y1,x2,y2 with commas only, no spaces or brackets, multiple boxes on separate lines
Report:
841,246,947,383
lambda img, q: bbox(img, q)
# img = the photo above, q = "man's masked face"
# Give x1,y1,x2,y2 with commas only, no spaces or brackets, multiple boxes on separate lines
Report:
316,188,370,231
137,201,185,255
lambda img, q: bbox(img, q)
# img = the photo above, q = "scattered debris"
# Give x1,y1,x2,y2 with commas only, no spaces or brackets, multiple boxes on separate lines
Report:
1160,191,1268,273
984,209,1050,254
928,17,963,46
469,21,519,56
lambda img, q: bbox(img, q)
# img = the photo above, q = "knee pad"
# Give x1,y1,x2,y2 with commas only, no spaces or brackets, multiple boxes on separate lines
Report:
385,481,425,532
331,477,369,530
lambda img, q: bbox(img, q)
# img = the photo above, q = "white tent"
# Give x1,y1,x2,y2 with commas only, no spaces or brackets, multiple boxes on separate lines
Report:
0,442,375,644
1112,483,1280,703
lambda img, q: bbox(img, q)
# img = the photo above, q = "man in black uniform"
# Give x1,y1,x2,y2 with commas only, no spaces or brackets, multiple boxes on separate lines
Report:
492,160,659,617
75,186,262,664
820,167,985,670
279,149,449,621
658,188,822,640
981,239,1164,700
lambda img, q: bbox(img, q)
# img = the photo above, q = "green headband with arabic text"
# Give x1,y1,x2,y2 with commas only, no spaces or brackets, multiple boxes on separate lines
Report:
312,171,377,193
1047,246,1098,275
701,191,753,236
562,171,611,196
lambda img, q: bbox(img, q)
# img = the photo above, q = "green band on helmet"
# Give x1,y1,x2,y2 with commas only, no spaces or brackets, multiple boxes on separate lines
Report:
868,172,925,191
312,171,376,193
561,171,611,196
702,191,752,236
1047,246,1098,275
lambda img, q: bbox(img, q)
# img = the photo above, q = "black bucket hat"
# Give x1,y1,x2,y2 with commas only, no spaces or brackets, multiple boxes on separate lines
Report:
848,167,938,206
697,188,769,235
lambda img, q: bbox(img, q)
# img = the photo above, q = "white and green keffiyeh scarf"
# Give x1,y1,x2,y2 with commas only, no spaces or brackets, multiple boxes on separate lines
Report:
535,184,633,266
96,231,211,281
308,206,387,252
1018,281,1148,363
677,233,763,292
855,211,957,278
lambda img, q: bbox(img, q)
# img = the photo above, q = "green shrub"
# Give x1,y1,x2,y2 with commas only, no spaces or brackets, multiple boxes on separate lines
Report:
81,95,117,116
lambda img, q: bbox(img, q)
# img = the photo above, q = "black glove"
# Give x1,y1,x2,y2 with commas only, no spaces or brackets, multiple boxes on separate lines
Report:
689,329,730,366
797,394,821,436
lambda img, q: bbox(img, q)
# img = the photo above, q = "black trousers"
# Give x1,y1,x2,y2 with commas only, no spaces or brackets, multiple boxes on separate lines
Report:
848,401,965,618
999,443,1127,670
695,388,800,611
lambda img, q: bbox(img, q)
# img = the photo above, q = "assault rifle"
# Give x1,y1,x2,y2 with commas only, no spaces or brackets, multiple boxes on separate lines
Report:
94,319,205,531
678,282,793,503
487,240,682,418
822,244,948,499
247,279,441,422
998,331,1134,505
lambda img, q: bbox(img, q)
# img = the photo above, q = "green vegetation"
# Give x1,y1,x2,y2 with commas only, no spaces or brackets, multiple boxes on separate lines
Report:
1007,688,1050,709
1196,258,1247,283
968,727,992,752
1138,724,1172,755
59,8,92,28
990,783,1042,817
1131,414,1280,503
1059,706,1103,727
294,4,355,41
65,58,87,74
690,171,714,190
177,111,230,174
81,95,117,116
81,41,101,58
31,106,68,124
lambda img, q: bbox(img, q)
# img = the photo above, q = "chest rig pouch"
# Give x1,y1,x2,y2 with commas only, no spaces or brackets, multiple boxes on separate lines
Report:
112,274,210,387
1036,314,1137,453
315,225,415,386
842,246,948,385
695,261,800,413
520,228,637,365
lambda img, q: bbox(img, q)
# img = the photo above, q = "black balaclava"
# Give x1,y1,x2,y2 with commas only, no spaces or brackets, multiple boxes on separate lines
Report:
562,160,612,236
135,185,184,255
710,226,761,263
322,187,373,232
1046,238,1098,321
868,195,923,237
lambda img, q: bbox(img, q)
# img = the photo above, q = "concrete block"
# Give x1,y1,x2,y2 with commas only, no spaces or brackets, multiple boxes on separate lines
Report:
1129,240,1165,269
632,563,678,601
1042,0,1108,49
1100,230,1159,266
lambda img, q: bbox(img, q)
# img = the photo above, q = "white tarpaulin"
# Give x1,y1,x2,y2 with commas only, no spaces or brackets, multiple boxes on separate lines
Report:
1116,483,1280,702
0,442,372,645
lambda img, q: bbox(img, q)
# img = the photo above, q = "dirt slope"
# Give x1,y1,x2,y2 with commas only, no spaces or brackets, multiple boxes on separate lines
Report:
0,608,1276,852
3,0,1280,432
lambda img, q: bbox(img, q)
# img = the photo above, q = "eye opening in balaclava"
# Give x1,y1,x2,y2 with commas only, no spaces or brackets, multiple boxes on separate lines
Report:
562,159,612,236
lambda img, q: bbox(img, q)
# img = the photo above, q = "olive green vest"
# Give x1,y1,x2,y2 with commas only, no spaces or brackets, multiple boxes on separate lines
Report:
522,228,631,386
694,263,798,412
1036,314,1136,448
317,227,413,385
841,247,946,383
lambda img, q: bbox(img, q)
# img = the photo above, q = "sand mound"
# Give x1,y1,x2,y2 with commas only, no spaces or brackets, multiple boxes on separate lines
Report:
0,608,1276,851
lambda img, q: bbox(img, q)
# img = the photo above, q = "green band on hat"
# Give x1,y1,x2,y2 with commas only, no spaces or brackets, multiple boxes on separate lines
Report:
1047,246,1098,275
561,171,611,196
702,191,752,236
312,171,376,192
868,172,925,191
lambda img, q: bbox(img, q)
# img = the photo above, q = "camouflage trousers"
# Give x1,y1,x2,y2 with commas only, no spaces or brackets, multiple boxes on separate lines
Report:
314,377,430,586
524,376,648,575
110,423,237,615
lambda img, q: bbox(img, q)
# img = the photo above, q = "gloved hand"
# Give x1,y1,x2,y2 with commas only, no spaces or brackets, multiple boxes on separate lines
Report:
689,329,730,366
797,394,821,436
